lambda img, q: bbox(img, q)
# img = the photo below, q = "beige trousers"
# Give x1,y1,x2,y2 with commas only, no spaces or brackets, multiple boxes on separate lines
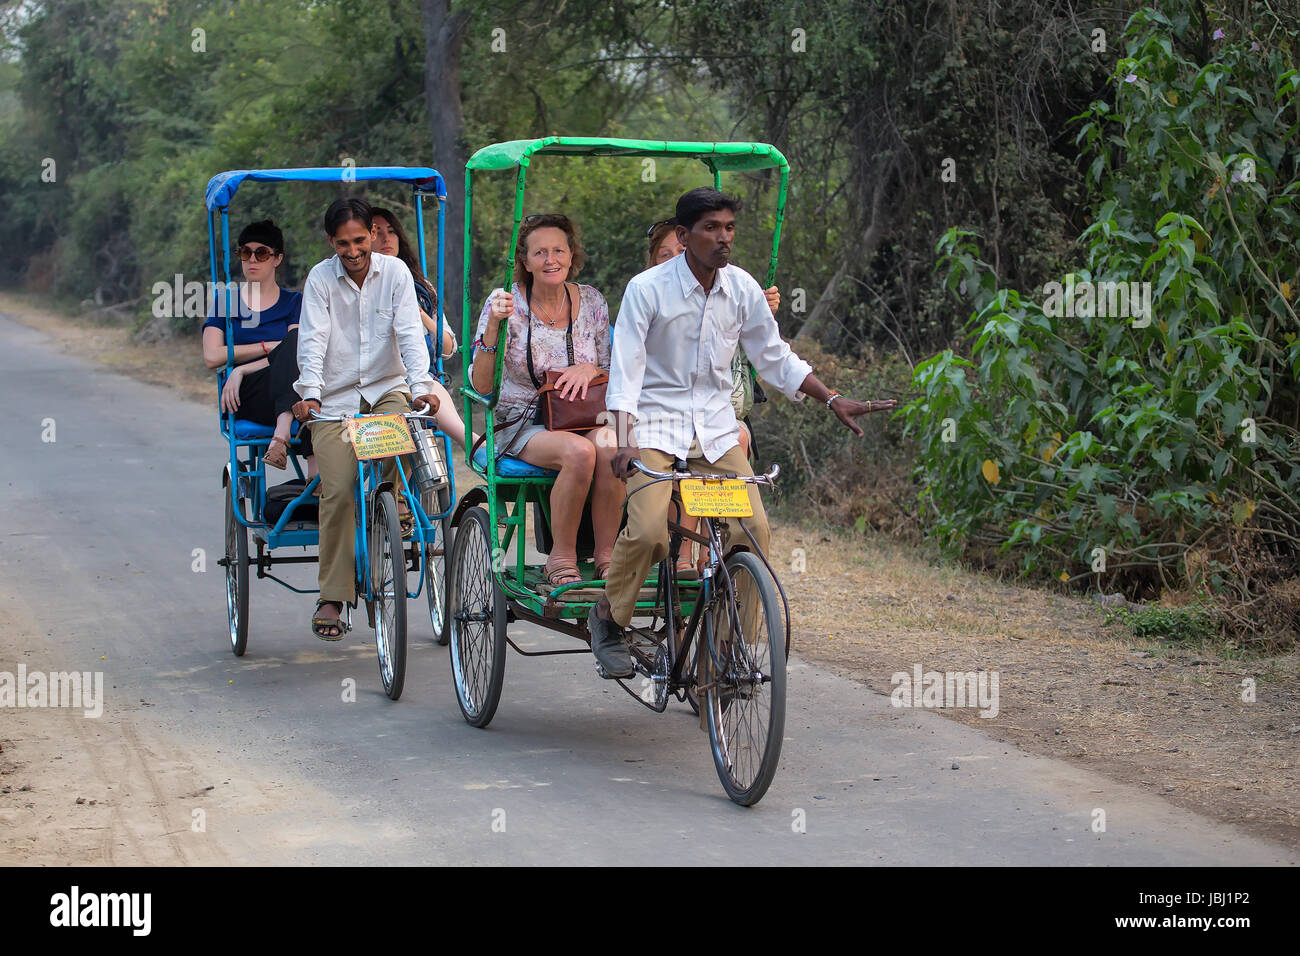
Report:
309,389,410,604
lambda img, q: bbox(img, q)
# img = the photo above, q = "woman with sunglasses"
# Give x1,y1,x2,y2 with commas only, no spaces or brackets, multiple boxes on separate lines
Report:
201,219,314,475
645,217,780,578
369,208,469,448
473,213,621,589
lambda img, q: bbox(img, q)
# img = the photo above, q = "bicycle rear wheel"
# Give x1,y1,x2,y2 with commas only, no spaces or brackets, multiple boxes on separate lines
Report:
703,550,786,806
423,485,452,645
223,466,250,657
371,490,408,700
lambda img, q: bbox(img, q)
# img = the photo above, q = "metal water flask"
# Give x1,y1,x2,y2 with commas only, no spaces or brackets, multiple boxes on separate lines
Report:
410,422,449,496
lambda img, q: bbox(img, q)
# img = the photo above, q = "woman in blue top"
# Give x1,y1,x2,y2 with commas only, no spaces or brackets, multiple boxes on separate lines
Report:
201,219,313,474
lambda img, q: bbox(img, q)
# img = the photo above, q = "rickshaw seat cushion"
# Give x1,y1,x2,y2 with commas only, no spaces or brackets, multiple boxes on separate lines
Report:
471,444,557,479
232,418,301,441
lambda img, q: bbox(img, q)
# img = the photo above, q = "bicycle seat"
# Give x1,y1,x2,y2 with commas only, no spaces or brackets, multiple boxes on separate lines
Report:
231,419,301,440
472,444,557,478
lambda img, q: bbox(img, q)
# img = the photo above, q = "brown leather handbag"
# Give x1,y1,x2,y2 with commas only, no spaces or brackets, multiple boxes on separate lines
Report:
526,282,609,432
537,367,609,431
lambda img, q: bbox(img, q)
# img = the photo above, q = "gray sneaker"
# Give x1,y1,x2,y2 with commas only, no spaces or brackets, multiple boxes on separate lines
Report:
587,605,634,679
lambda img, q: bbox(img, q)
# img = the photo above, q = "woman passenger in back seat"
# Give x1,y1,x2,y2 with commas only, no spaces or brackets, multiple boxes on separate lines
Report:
201,219,315,477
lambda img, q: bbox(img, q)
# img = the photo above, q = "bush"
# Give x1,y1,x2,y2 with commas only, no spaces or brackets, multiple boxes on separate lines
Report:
1105,602,1218,643
755,340,917,535
901,2,1300,650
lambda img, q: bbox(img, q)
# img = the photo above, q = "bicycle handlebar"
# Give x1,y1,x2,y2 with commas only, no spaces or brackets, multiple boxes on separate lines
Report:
630,459,780,484
307,410,439,424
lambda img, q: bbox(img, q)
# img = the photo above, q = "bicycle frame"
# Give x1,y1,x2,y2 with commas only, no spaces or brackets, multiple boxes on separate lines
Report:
613,460,787,710
305,411,454,604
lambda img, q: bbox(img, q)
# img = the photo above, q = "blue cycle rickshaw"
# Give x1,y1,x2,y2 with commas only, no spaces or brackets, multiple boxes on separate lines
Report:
208,165,456,699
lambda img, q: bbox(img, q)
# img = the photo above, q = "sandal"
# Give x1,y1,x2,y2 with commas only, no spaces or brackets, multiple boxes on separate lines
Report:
595,560,612,581
396,503,415,539
264,435,290,470
675,557,699,580
312,599,350,641
543,561,583,589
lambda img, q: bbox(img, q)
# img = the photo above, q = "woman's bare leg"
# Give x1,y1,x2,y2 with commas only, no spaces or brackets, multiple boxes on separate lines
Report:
426,381,467,447
519,429,596,582
583,425,624,571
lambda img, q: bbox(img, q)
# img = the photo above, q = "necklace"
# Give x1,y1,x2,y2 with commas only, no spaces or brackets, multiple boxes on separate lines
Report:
533,290,569,328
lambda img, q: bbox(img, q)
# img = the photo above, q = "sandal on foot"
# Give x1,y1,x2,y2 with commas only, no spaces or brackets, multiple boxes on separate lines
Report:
312,600,349,641
265,435,290,470
543,562,583,589
675,557,699,580
396,504,415,539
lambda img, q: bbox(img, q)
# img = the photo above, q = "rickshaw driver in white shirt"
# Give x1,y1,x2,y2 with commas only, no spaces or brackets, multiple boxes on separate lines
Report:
587,187,898,678
290,196,438,641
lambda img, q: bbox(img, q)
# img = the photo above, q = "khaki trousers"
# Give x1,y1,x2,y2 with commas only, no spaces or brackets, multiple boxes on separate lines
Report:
309,389,410,604
604,445,770,627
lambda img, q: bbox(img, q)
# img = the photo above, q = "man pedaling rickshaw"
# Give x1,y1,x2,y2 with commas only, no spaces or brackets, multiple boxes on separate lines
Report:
588,187,899,678
290,197,439,640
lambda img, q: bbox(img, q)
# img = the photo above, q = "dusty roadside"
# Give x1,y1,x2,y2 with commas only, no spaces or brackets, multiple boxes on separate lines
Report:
0,598,280,865
775,527,1300,850
3,291,1298,854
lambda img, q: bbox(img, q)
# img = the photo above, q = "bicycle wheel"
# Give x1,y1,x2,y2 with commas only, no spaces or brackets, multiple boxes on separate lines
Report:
371,490,408,700
223,467,249,657
422,485,453,645
704,549,786,806
447,506,506,727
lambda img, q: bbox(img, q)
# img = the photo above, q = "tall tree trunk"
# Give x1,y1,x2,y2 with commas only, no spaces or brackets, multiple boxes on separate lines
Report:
421,0,471,328
793,171,892,346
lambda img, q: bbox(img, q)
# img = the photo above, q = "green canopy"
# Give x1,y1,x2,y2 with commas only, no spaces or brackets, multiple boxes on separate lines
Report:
466,137,788,173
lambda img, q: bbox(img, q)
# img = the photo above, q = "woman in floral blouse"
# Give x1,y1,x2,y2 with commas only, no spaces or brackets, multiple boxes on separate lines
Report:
471,214,622,588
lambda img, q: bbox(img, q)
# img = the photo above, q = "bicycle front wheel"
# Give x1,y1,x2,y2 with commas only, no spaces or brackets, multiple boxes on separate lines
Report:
703,549,786,806
371,490,408,700
447,506,506,727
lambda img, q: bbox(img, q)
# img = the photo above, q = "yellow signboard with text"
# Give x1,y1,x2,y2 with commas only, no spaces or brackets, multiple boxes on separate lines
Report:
679,479,753,518
345,414,416,461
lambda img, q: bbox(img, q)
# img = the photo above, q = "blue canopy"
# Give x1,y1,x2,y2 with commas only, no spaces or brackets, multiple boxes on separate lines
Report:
205,166,447,210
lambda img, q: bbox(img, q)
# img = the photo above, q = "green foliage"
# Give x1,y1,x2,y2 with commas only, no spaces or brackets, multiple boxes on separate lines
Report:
902,2,1300,645
754,340,916,532
677,0,1124,357
1104,602,1218,642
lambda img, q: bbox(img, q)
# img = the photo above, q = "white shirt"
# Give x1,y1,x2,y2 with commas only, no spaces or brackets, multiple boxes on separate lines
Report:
294,252,434,416
608,254,812,463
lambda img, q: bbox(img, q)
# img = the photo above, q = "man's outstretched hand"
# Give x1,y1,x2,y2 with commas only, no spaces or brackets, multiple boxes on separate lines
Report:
832,397,898,438
291,399,321,423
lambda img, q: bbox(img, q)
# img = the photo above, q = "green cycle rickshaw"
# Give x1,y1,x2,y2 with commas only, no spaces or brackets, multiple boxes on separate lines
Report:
447,138,793,805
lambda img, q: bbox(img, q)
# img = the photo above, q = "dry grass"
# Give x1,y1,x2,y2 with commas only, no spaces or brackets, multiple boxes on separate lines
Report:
774,521,1300,849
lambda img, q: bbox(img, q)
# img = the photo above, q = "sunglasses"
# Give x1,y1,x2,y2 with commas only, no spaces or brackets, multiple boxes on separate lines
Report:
237,245,277,262
646,218,677,238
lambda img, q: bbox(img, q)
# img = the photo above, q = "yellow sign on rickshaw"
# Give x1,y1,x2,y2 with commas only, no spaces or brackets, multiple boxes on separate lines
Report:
679,479,753,517
346,414,416,460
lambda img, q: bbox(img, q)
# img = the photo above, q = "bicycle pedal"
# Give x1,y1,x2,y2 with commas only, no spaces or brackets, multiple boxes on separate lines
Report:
594,661,633,681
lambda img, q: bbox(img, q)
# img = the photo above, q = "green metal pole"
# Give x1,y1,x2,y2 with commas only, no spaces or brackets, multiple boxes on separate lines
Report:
765,162,789,289
463,167,475,470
